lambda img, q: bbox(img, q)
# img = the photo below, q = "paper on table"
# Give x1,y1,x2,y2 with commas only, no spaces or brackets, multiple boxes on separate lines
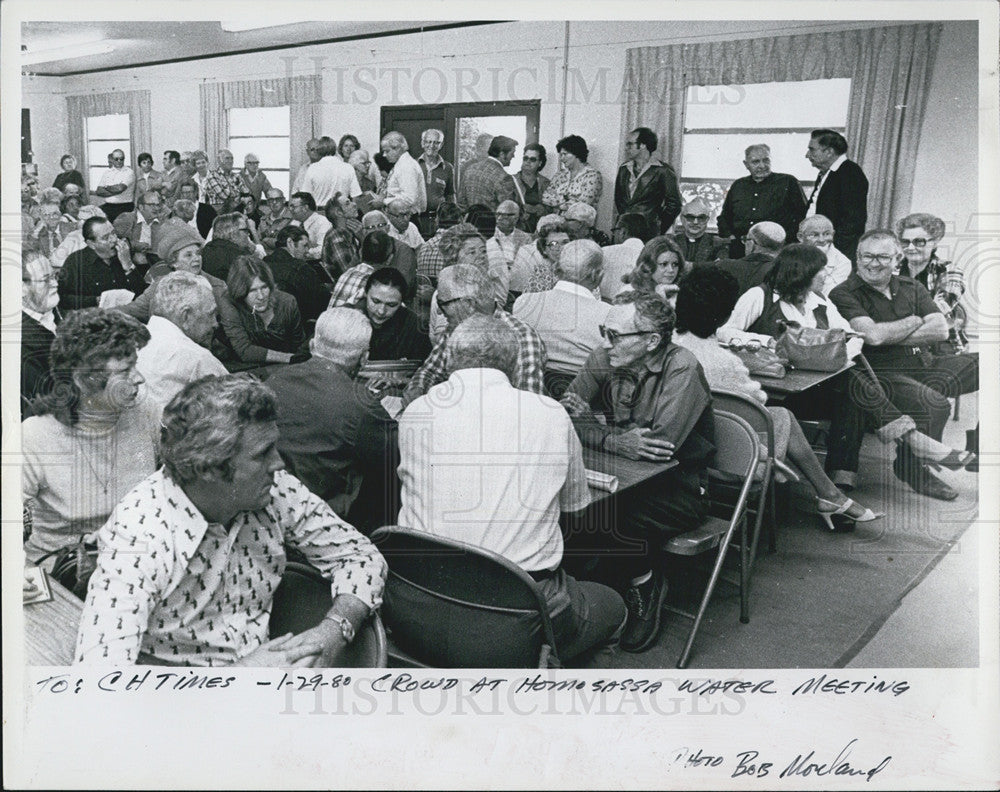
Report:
585,468,619,493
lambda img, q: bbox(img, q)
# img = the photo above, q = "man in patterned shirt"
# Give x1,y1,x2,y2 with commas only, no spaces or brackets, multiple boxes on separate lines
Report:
204,149,242,214
75,375,386,666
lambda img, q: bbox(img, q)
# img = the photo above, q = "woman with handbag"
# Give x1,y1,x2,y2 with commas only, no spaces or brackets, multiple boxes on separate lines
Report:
22,309,160,565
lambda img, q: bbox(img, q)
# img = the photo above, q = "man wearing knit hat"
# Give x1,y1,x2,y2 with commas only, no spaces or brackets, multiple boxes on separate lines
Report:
563,201,611,247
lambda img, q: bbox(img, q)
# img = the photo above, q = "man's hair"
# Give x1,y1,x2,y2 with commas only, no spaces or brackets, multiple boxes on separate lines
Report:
290,191,317,212
171,198,197,217
487,135,518,157
177,179,199,196
810,129,848,155
744,143,770,158
421,128,444,143
275,224,309,249
764,243,828,302
614,212,653,242
674,264,740,338
895,213,946,243
316,136,338,158
311,307,372,365
797,214,834,237
265,188,285,201
387,195,415,215
440,223,486,267
164,150,181,166
682,197,710,216
59,193,81,214
226,256,276,303
615,291,676,348
523,142,547,169
380,131,408,150
160,375,277,485
212,212,246,241
151,271,215,325
435,201,463,230
217,148,233,161
446,314,518,381
631,127,658,153
82,216,110,242
361,231,393,265
191,149,209,163
137,189,163,208
365,265,408,297
555,239,604,287
496,199,520,216
857,229,902,255
137,152,153,167
348,149,370,167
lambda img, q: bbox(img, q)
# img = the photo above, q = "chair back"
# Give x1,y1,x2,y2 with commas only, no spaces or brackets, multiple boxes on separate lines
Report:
372,526,559,668
710,410,760,486
711,389,774,456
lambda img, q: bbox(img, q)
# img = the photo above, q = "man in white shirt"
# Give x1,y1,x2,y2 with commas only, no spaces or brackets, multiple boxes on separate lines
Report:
599,213,650,300
135,270,228,407
301,136,362,209
92,149,136,222
798,214,852,296
288,191,333,260
292,138,322,195
385,196,424,250
398,314,625,666
374,131,427,213
486,200,532,266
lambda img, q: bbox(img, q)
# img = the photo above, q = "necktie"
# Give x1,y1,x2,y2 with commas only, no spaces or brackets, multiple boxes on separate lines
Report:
808,170,828,207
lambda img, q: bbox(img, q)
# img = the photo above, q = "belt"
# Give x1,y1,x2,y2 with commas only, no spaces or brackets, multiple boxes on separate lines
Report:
528,567,558,582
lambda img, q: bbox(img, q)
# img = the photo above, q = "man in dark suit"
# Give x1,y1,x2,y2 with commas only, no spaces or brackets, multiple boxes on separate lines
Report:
713,221,785,295
805,129,869,261
178,181,216,238
613,127,682,234
669,198,728,264
457,135,518,211
264,225,331,326
21,252,61,417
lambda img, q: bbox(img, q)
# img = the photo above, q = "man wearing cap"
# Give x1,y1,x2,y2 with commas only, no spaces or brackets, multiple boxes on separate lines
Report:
563,202,611,248
458,135,518,211
668,198,728,264
239,153,273,205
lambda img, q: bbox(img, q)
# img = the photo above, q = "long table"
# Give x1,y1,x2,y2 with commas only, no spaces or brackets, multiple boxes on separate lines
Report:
24,574,83,665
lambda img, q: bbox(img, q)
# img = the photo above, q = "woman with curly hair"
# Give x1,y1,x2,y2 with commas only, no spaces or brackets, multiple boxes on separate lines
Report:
22,308,158,562
509,216,570,295
542,134,603,214
620,235,690,303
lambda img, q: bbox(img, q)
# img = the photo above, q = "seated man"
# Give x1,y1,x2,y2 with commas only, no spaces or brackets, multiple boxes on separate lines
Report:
135,270,227,407
487,200,532,267
513,239,610,376
563,201,611,247
75,374,387,666
360,210,418,297
398,314,626,666
561,292,715,653
58,216,146,311
288,191,333,260
268,308,398,530
798,214,851,296
264,225,331,326
201,212,256,281
385,196,425,250
713,220,785,295
21,250,61,417
669,198,728,264
402,263,546,407
113,189,168,269
259,188,293,251
830,230,978,499
329,231,393,308
350,266,431,362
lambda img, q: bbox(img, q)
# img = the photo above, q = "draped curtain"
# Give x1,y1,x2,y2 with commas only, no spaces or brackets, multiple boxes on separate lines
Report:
620,23,942,227
199,75,322,182
65,90,152,196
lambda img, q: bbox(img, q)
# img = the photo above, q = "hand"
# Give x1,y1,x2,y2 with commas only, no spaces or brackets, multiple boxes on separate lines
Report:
232,633,322,667
605,428,675,462
23,573,40,598
280,621,347,668
366,377,393,396
560,391,591,418
116,238,132,265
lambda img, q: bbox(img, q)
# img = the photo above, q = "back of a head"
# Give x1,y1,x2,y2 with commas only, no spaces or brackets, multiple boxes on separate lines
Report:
556,239,603,287
748,221,785,253
674,264,740,338
487,136,517,158
316,136,338,158
361,231,393,265
616,212,653,242
811,129,848,155
439,262,492,308
435,201,463,230
312,307,372,365
464,204,496,237
446,314,518,381
212,212,244,241
151,270,214,324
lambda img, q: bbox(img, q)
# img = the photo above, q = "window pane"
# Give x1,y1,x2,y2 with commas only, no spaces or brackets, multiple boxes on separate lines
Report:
229,106,290,136
88,140,131,166
262,169,289,197
682,132,821,183
228,137,290,170
88,166,107,187
86,113,130,139
454,115,528,176
685,79,851,130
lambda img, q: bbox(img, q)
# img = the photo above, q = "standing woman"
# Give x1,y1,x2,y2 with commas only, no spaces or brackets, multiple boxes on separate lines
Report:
542,135,603,215
513,143,551,233
53,154,86,194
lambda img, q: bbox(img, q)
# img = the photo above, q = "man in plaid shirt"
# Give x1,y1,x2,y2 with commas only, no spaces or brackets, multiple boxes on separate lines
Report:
401,263,546,408
328,231,394,307
204,150,242,213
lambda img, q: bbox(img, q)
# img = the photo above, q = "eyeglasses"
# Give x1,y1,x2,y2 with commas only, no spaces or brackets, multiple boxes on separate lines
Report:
24,273,59,284
545,240,567,248
599,326,654,344
682,214,709,222
725,338,763,353
437,296,467,309
522,155,540,162
364,221,389,230
859,253,896,266
110,156,125,162
900,237,929,249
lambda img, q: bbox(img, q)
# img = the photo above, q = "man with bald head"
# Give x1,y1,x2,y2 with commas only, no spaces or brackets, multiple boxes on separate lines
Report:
374,131,427,213
714,221,785,294
92,148,136,222
669,198,728,264
267,307,398,529
798,214,851,296
513,239,611,376
717,143,807,258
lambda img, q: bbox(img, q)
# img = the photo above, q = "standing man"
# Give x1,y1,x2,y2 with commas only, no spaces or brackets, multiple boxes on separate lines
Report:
239,153,273,205
458,135,518,211
161,151,183,203
512,143,550,233
805,129,869,260
91,149,135,223
416,128,455,239
717,143,807,258
669,198,728,264
374,131,427,213
613,126,682,235
301,137,361,209
292,138,322,195
134,153,164,206
204,149,242,214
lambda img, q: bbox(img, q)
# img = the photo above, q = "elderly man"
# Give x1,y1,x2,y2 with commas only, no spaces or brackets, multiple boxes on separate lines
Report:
613,126,682,235
175,180,216,238
561,292,715,653
669,198,728,263
258,188,293,251
166,197,201,236
30,202,64,259
805,129,869,260
714,220,786,295
21,251,61,416
797,214,852,296
301,136,361,209
238,153,272,205
264,225,330,325
350,266,431,362
59,216,146,310
75,374,386,666
487,200,532,267
134,152,164,206
375,131,427,213
91,149,136,222
204,149,242,214
415,128,455,237
135,271,227,406
563,201,611,247
458,135,518,211
161,150,183,202
402,263,546,407
113,189,168,268
201,212,256,280
50,205,107,270
398,314,626,667
385,196,424,249
292,138,322,194
514,239,611,376
288,191,333,260
830,230,978,500
359,210,417,296
717,144,806,259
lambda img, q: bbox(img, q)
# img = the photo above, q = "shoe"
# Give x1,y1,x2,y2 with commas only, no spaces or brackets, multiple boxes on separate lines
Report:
915,449,977,471
621,572,668,653
816,496,884,531
893,448,958,501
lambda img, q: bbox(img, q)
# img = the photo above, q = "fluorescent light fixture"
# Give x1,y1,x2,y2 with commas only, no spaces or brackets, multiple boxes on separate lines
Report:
22,41,114,65
220,21,305,33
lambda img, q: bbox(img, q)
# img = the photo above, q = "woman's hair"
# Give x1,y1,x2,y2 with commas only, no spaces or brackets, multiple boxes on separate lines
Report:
440,223,486,267
39,308,150,425
226,255,276,304
764,243,828,303
674,264,741,338
535,220,569,257
895,212,946,244
59,193,81,214
361,231,393,265
556,134,589,163
338,134,361,156
623,235,689,293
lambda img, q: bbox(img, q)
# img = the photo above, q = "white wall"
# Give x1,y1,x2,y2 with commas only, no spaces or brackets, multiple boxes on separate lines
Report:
22,76,69,187
42,19,978,233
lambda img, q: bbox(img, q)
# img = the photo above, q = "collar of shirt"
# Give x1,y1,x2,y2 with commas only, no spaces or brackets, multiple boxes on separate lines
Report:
447,366,513,392
23,306,56,333
552,280,598,300
488,156,507,168
629,158,656,181
827,154,848,173
418,153,443,169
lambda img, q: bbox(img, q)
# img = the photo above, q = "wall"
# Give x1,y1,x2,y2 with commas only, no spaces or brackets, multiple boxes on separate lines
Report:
21,76,69,187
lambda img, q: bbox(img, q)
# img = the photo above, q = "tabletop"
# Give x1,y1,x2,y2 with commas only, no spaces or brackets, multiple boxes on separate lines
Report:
24,573,83,666
583,445,677,502
755,361,854,396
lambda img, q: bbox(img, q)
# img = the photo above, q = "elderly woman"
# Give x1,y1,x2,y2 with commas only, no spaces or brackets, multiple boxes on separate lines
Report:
673,265,879,529
509,216,570,295
619,235,691,303
219,255,304,366
53,154,86,194
896,213,968,351
542,134,603,214
22,309,158,563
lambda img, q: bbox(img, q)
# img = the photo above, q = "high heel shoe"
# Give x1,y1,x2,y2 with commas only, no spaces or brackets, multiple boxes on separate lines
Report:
816,497,884,531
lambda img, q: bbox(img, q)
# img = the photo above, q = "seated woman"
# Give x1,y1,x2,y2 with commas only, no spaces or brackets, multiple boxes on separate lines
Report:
673,265,879,528
22,309,159,564
218,255,304,367
59,193,83,235
619,234,691,304
509,216,570,295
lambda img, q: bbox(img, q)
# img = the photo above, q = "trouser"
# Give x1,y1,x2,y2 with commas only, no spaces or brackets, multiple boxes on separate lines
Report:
783,371,865,475
101,202,133,222
540,570,627,668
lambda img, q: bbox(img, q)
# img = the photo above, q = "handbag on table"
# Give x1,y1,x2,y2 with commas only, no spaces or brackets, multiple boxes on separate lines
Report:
774,320,848,372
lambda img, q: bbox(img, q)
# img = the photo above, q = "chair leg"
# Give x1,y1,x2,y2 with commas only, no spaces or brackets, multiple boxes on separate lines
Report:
739,515,749,625
766,479,778,554
952,393,960,421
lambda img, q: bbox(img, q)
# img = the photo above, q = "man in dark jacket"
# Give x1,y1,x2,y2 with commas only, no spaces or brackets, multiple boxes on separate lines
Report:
614,127,682,234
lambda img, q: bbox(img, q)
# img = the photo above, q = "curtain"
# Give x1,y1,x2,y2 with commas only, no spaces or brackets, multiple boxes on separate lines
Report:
199,75,322,182
620,23,942,228
65,90,152,197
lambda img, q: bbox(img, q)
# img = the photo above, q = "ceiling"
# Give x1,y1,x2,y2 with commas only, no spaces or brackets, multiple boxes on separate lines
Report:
20,20,491,76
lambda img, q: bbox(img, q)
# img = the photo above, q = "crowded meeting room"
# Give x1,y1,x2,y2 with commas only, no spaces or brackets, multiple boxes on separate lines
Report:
15,16,987,672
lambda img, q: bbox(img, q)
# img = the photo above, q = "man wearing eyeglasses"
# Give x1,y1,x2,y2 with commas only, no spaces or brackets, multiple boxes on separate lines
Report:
669,198,728,264
416,129,455,239
113,189,168,268
239,153,273,206
830,230,978,500
92,149,136,223
614,127,682,235
513,143,550,233
21,251,61,417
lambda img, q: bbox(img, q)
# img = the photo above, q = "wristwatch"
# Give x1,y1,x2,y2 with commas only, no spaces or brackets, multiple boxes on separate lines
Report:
323,614,356,643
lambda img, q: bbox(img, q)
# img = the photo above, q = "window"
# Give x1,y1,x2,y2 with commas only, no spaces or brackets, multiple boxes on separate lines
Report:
86,113,131,187
679,78,851,223
228,106,291,195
